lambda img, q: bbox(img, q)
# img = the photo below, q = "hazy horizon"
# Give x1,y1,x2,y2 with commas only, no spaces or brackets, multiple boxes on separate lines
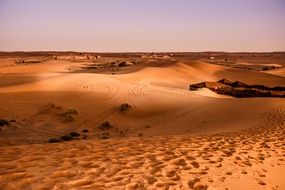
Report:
1,0,285,52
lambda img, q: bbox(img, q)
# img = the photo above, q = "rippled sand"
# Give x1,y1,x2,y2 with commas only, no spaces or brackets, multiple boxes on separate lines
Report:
0,107,284,190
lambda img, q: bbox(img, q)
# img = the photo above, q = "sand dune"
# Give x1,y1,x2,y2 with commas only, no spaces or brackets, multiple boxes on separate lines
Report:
0,53,285,189
265,67,285,77
0,60,284,141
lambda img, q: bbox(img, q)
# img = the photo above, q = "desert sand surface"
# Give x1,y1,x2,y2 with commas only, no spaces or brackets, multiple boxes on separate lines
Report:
0,52,284,190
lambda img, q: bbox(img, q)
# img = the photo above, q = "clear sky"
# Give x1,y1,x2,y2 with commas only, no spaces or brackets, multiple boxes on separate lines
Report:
0,0,284,52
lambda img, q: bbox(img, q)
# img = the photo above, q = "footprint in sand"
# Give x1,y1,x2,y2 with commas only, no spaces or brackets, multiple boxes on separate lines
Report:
193,182,208,190
256,179,266,186
50,169,78,179
188,177,201,188
67,178,94,187
190,161,200,168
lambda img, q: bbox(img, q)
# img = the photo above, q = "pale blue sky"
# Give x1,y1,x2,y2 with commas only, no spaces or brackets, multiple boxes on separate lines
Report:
0,0,284,52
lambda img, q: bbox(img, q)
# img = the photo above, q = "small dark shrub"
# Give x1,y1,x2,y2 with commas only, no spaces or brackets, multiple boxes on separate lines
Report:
69,132,80,137
119,103,132,113
60,109,78,123
60,135,74,141
60,109,78,116
0,119,9,126
100,132,110,139
61,114,75,122
99,121,113,130
82,129,89,133
49,138,62,143
39,103,62,114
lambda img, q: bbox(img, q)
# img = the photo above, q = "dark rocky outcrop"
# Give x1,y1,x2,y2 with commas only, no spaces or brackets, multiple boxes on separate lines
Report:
218,79,232,86
231,88,271,98
249,85,271,91
214,86,234,95
189,82,207,91
230,81,249,88
272,86,285,91
190,79,285,98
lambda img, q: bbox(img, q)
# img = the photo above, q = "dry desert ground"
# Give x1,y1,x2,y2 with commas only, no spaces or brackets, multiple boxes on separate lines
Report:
0,52,285,190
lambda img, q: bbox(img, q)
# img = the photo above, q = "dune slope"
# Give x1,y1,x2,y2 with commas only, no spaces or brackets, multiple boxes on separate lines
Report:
0,58,285,189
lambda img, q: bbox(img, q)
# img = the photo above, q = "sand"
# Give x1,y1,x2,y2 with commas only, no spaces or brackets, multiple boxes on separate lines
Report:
0,52,284,190
0,107,284,190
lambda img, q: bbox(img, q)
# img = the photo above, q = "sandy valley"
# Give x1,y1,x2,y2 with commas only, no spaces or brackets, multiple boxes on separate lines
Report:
0,52,284,190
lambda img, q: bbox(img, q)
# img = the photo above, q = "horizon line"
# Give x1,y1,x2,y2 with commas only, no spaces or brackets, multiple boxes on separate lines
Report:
1,50,285,54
